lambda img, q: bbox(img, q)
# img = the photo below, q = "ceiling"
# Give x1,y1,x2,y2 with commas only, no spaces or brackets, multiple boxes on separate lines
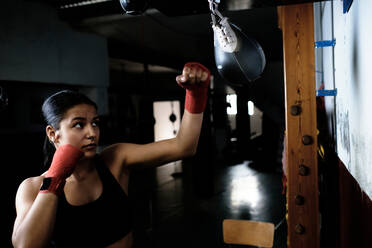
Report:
43,0,286,71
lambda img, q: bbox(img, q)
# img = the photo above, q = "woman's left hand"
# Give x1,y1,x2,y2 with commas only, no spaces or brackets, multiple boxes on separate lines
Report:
176,62,211,114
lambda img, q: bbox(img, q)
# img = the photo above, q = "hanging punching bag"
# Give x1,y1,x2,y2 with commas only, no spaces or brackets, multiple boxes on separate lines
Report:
119,0,150,15
213,21,266,88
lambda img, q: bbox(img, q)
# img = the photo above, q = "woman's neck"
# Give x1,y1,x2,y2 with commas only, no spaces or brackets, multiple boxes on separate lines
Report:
68,156,96,182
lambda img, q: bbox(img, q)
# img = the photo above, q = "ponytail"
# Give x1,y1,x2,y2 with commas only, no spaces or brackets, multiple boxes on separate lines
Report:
43,135,56,169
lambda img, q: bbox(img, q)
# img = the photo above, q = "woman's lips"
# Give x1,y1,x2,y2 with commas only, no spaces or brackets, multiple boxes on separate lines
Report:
82,144,97,150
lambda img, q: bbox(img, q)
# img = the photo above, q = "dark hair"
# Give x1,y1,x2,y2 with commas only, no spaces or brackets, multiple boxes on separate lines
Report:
42,90,98,168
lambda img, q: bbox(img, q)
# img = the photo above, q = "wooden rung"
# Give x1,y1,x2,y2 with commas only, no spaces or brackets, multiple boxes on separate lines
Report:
223,219,275,248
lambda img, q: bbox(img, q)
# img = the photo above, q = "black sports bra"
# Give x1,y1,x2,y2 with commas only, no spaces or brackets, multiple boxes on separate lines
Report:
51,155,132,247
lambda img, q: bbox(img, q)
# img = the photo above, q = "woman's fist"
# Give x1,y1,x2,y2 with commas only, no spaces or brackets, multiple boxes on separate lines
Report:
176,62,211,114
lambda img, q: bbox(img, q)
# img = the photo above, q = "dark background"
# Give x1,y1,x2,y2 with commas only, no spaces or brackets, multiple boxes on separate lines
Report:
1,0,290,247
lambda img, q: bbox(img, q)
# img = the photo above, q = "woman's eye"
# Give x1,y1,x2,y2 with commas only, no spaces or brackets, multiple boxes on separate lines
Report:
73,122,84,128
92,121,100,127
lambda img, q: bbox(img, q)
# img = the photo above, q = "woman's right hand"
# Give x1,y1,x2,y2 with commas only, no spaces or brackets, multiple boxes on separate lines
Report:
40,144,83,195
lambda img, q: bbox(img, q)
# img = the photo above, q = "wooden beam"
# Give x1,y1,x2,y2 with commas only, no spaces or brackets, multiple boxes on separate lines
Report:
278,3,320,248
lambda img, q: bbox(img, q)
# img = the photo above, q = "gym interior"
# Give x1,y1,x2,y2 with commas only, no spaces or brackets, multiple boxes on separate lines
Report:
1,0,372,247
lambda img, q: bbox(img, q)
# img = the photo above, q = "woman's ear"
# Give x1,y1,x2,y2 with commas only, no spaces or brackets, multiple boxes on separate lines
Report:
46,125,57,145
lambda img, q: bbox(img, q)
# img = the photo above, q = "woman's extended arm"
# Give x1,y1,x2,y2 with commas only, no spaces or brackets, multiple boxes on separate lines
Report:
116,109,204,169
102,62,210,170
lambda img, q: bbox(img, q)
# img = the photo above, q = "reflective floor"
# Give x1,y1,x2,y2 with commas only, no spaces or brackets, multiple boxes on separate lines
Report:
134,160,287,248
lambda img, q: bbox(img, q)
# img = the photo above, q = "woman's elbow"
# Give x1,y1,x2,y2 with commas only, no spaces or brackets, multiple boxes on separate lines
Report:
182,146,198,158
12,238,43,248
12,231,43,248
12,232,28,248
175,137,199,158
12,234,22,248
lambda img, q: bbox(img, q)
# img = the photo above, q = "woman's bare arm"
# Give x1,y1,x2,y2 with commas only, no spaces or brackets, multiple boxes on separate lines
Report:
102,110,203,170
101,62,209,172
12,177,58,248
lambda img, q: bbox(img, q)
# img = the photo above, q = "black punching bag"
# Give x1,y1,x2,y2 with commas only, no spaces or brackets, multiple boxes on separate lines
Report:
119,0,150,15
214,23,266,88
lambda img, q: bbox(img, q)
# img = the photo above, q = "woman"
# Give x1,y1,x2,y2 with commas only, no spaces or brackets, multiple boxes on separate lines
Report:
12,62,211,248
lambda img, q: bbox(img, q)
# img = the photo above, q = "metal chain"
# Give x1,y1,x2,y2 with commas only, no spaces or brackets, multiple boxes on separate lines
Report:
208,0,223,26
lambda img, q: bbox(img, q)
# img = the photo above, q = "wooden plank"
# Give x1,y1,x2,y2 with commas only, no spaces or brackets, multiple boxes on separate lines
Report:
277,3,320,248
223,219,274,248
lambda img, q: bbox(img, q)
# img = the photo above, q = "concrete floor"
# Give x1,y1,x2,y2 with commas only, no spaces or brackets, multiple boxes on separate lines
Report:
133,160,287,248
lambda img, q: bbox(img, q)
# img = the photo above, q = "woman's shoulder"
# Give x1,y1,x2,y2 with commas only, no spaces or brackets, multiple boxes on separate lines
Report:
18,175,44,194
15,175,45,204
99,143,133,171
99,143,129,162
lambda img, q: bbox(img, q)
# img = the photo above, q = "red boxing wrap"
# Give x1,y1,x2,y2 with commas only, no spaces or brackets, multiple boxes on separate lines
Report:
40,144,83,195
178,62,210,114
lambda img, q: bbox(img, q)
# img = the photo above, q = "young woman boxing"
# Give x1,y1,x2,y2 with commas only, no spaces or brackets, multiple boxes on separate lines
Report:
12,62,210,248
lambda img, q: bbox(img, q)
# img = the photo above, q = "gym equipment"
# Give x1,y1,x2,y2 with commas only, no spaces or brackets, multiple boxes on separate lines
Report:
209,0,266,88
119,0,150,15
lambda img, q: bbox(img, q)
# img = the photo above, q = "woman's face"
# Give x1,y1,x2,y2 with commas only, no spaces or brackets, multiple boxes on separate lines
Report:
52,104,100,158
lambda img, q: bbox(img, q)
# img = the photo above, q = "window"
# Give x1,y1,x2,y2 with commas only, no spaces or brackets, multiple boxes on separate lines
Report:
226,94,237,115
248,101,255,116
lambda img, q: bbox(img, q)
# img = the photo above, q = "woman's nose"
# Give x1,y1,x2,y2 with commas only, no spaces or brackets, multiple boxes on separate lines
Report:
86,125,98,139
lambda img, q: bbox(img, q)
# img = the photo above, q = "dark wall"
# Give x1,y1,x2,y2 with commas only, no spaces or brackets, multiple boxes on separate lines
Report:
0,0,109,87
338,160,372,248
1,82,82,246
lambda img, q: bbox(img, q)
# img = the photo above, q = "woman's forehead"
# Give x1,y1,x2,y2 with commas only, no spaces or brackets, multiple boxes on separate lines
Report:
64,104,98,119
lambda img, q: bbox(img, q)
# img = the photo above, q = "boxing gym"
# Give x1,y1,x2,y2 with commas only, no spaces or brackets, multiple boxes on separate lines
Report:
1,0,371,247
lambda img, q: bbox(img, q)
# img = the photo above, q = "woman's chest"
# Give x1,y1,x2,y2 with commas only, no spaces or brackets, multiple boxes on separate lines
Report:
64,171,103,206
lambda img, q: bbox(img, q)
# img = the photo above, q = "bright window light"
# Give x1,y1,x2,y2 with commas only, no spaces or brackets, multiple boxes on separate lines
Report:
230,176,261,208
226,94,237,115
248,101,255,116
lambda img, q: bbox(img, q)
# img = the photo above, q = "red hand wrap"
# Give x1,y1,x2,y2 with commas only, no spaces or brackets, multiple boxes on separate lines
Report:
178,62,211,114
40,144,83,195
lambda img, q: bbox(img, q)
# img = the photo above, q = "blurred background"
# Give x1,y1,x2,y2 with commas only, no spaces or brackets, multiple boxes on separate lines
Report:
1,0,287,247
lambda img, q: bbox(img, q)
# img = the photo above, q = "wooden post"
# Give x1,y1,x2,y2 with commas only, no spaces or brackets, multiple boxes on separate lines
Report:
278,3,320,248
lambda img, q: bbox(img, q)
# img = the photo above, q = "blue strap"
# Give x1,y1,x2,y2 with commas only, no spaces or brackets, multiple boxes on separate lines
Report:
316,89,337,97
315,39,336,48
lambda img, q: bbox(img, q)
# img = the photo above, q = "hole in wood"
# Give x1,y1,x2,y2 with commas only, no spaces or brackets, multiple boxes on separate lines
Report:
299,164,309,176
302,135,313,145
290,105,302,116
295,195,305,205
295,224,305,234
